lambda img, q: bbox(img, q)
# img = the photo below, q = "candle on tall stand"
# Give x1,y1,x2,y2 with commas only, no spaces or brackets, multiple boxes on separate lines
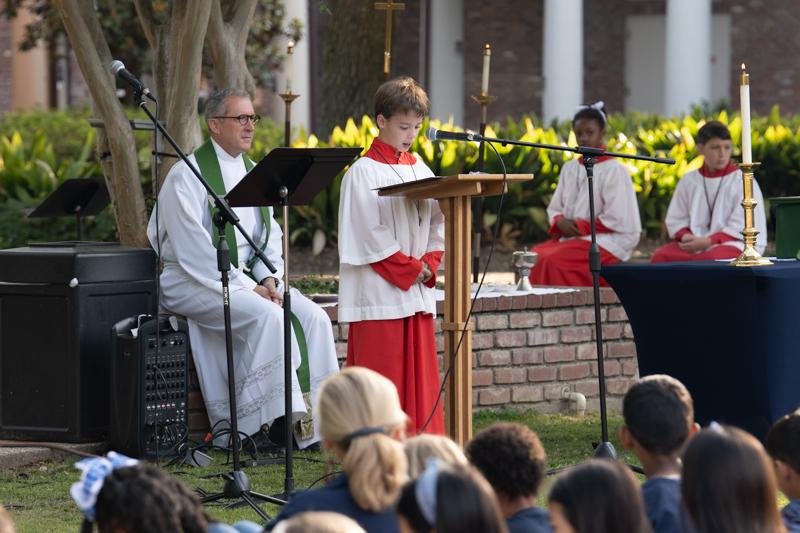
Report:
480,43,491,95
740,64,752,164
279,40,299,148
732,63,771,266
471,43,497,282
285,40,294,94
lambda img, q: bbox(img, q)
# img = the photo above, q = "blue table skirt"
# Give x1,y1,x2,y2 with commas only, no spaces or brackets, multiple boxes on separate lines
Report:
602,260,800,438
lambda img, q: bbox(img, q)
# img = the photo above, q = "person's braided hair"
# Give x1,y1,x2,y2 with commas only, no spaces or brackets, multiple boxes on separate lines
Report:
85,463,209,533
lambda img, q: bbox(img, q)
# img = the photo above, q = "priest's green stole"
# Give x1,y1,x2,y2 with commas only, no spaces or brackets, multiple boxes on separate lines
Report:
194,140,310,394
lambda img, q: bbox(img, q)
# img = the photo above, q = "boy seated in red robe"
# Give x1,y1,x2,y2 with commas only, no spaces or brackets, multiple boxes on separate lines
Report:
651,120,767,263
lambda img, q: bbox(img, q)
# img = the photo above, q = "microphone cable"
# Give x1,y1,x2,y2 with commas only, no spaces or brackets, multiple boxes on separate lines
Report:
419,140,509,434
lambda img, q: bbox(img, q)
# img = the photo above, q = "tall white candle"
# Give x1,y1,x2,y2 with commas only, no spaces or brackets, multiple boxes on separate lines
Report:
740,63,752,164
285,40,295,93
481,44,491,94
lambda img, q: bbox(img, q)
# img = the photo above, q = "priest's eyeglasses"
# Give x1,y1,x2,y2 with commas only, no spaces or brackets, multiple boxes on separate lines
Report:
212,114,261,125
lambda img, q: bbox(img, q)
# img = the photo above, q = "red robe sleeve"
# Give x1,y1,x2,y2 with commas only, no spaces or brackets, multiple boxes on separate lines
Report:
709,231,738,244
547,215,565,237
674,227,692,242
370,251,423,291
420,250,444,288
575,218,614,236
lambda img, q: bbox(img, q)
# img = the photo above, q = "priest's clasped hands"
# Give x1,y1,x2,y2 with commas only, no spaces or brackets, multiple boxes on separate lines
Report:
254,277,283,306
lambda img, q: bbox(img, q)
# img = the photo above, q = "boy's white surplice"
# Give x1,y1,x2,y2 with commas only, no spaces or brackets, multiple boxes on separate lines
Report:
665,167,767,253
337,156,445,323
146,139,338,448
547,158,642,261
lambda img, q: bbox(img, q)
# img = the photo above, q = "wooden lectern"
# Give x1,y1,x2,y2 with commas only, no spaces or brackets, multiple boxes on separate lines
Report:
379,173,533,445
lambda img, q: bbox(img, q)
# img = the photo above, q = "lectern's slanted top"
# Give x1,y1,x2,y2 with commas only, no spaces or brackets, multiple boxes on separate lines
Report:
377,173,533,200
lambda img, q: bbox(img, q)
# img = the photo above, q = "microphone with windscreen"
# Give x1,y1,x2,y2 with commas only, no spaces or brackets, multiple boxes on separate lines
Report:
110,60,156,101
425,127,485,143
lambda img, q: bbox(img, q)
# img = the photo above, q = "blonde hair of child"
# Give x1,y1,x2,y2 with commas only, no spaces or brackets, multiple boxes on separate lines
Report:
271,511,366,533
404,434,467,479
318,367,409,512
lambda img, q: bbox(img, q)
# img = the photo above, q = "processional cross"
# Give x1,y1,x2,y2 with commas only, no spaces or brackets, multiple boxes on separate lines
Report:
375,0,405,79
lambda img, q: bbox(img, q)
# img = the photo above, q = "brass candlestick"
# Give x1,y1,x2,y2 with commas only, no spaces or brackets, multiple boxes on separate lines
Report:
469,91,497,283
278,92,300,147
471,92,497,130
731,162,772,266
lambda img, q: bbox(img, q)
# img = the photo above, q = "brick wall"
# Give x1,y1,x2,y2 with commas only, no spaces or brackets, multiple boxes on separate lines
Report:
462,0,543,128
187,287,638,437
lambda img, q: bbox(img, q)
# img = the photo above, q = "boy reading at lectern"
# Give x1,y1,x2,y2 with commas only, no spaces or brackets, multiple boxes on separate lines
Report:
337,77,445,435
529,102,642,286
651,120,767,262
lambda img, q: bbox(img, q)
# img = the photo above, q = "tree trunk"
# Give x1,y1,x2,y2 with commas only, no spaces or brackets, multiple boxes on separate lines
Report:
135,0,213,191
206,0,258,96
320,0,385,133
53,0,149,247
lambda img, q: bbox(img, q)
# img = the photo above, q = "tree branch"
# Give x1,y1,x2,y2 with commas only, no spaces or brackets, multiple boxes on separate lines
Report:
132,0,157,48
230,0,257,34
52,0,149,246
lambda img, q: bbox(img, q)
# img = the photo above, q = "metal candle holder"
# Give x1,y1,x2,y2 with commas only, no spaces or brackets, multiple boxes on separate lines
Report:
731,162,772,266
278,92,300,148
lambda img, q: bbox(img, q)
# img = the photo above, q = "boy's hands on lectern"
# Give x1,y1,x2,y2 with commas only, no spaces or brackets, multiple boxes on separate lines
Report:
678,234,712,253
556,217,581,237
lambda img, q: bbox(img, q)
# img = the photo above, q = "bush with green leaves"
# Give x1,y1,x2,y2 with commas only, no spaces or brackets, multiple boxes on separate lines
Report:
3,106,799,252
291,107,798,249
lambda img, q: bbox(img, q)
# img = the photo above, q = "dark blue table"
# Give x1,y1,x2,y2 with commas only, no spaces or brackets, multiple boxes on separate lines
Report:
602,260,800,438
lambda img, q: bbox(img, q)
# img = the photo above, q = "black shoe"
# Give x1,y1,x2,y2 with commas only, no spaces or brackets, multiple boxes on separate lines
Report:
267,416,289,447
242,429,281,456
303,442,322,452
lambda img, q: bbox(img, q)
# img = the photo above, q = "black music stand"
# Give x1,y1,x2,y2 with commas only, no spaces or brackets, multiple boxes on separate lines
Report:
223,147,361,501
28,178,109,241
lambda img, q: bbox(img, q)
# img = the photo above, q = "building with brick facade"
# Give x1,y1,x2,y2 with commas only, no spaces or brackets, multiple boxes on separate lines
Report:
4,1,800,135
306,0,800,133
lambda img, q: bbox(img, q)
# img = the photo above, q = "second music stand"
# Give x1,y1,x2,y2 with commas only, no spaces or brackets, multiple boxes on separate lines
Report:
225,146,361,500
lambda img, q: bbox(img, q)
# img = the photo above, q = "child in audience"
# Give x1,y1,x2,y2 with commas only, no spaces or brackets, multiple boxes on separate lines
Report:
466,423,551,533
271,511,366,533
404,434,467,478
71,452,211,533
682,424,784,533
548,459,652,533
652,120,767,262
268,367,408,532
620,375,698,533
396,460,508,533
766,410,800,533
529,101,641,287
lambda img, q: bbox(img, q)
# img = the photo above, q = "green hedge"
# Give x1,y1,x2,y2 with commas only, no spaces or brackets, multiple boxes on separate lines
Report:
2,107,798,250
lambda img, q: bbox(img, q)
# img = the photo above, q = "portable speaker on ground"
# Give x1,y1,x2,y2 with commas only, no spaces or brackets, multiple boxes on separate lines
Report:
110,315,190,459
0,243,156,442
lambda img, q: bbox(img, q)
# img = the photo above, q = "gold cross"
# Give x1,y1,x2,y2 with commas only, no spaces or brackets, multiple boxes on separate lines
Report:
375,0,405,79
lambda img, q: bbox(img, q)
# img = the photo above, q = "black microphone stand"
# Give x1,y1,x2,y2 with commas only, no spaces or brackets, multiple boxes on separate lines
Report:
135,89,285,520
457,132,673,459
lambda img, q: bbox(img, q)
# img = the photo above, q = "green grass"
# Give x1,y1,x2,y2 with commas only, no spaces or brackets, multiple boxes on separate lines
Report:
1,411,632,532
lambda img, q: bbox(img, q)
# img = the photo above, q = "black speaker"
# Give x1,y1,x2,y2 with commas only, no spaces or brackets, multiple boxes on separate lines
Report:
0,244,156,442
110,315,189,459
